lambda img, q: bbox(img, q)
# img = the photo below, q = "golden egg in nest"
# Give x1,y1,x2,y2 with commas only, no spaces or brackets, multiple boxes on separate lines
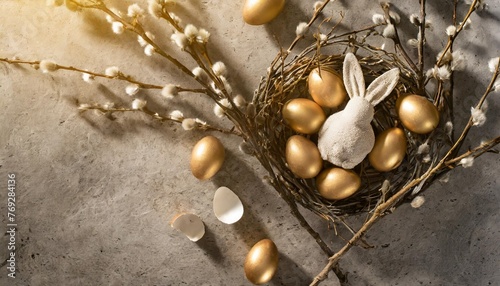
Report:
307,67,347,108
285,135,323,179
369,127,407,172
316,168,361,200
282,98,326,134
190,136,225,180
244,239,279,285
396,94,440,134
242,0,285,25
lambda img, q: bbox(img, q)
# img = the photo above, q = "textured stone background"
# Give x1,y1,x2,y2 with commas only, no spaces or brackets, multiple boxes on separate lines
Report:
0,0,499,285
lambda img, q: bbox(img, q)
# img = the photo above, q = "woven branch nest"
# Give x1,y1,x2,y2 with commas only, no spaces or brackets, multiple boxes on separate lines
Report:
250,43,452,222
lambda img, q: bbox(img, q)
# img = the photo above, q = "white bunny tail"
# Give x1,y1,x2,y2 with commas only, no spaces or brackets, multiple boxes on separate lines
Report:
365,68,400,106
343,53,365,99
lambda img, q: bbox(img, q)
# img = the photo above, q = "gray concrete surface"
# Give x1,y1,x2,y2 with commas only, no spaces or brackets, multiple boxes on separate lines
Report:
0,0,499,285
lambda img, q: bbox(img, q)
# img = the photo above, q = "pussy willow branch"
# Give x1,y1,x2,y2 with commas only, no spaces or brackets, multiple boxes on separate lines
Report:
0,55,238,136
436,0,478,66
81,105,240,135
157,3,215,69
449,59,499,158
445,137,500,167
96,5,198,86
81,0,231,112
406,0,481,172
0,57,205,94
145,2,240,115
3,2,245,136
70,0,194,82
79,1,252,138
310,60,500,286
285,0,332,55
381,2,419,78
264,0,332,77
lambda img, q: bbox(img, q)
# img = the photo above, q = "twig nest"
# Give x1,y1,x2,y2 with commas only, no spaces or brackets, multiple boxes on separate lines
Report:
242,0,285,25
316,168,361,200
282,98,326,134
244,239,279,285
190,136,225,180
170,213,205,242
213,187,244,224
308,67,347,108
368,127,407,172
396,94,440,134
254,47,443,216
285,135,323,179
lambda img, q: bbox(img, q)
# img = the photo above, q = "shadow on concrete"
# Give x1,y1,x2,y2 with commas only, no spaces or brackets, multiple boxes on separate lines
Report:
264,1,311,51
195,225,224,264
271,251,312,285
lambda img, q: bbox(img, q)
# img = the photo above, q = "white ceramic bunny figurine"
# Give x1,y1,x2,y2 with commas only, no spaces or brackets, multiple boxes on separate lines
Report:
317,53,400,169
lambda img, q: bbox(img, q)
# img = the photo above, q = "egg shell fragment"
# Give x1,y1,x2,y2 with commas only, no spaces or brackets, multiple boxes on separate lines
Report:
171,213,205,242
213,187,244,224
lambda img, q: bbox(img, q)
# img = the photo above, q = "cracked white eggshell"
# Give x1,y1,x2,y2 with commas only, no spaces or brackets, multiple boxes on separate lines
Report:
170,213,205,242
213,187,244,224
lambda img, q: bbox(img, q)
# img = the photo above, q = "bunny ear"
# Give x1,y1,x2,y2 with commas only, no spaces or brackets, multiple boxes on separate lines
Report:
343,53,365,98
365,68,400,106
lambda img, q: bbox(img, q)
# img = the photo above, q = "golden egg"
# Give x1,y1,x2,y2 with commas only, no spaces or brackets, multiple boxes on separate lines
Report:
244,239,279,285
243,0,285,25
396,94,440,134
190,136,225,180
369,127,407,172
307,67,347,108
285,135,323,179
282,98,326,134
316,168,361,200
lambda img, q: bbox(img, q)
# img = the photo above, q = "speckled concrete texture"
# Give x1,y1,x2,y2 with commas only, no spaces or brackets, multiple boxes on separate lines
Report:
0,1,499,285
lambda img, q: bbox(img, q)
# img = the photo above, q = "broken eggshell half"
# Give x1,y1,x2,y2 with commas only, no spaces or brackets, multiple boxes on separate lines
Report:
170,213,205,242
213,186,244,224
